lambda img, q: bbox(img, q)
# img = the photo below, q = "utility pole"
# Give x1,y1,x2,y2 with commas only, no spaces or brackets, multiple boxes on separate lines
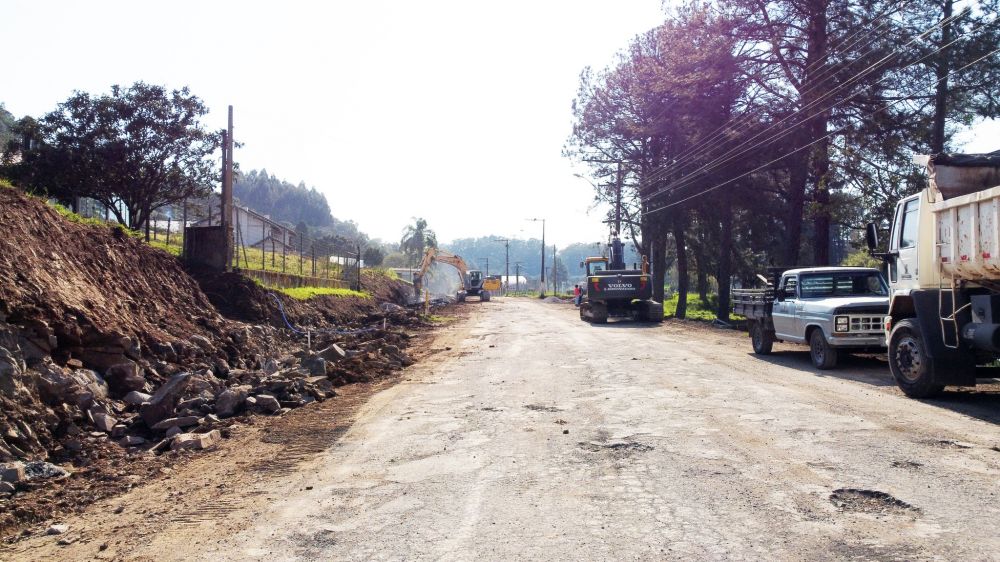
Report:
552,245,557,294
615,162,623,236
527,218,545,296
221,105,234,272
514,262,523,293
494,238,510,295
479,257,489,276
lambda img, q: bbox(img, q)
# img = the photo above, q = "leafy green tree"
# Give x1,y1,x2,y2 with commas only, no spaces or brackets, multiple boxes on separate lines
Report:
4,82,221,231
400,217,437,266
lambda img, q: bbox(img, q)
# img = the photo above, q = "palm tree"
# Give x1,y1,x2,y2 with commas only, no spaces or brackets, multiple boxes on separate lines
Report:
400,217,437,266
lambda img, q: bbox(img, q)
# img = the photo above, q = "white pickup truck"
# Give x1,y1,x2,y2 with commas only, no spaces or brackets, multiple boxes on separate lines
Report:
733,267,889,369
866,150,1000,397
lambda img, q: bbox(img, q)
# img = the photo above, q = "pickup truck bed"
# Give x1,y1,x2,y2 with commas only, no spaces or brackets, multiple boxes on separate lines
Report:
732,288,774,322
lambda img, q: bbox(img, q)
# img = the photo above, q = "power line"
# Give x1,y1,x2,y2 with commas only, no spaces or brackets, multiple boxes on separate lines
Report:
639,6,976,199
642,45,1000,217
642,10,994,204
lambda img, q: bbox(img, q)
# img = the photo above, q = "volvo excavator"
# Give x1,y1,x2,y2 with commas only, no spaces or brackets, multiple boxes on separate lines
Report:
413,248,501,302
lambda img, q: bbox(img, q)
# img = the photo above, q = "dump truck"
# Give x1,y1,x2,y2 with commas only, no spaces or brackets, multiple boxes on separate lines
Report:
732,267,889,369
866,150,1000,397
579,236,663,323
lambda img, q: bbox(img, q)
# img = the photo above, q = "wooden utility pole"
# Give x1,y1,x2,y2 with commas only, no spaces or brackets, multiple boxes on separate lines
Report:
221,106,235,272
615,162,623,236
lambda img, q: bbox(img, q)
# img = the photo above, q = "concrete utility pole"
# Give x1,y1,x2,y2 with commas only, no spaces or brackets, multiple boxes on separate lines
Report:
527,218,546,297
479,257,489,276
494,238,510,295
221,106,234,272
552,245,557,294
514,262,523,293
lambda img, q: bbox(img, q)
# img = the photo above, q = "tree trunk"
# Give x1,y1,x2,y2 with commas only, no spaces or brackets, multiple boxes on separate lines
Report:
673,220,689,319
812,137,831,265
717,195,733,322
931,0,953,153
805,0,831,265
784,155,808,266
651,228,667,303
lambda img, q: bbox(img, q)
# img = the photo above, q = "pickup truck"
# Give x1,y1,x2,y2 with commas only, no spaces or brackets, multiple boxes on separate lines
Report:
732,267,890,369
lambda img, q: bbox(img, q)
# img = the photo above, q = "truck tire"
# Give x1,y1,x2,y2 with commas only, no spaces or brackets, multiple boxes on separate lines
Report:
809,328,838,369
482,291,491,302
888,319,945,398
750,321,774,355
591,302,608,324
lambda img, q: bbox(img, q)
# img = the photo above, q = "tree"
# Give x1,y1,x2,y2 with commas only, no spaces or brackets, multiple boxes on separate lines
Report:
363,246,385,266
4,82,221,232
400,217,437,266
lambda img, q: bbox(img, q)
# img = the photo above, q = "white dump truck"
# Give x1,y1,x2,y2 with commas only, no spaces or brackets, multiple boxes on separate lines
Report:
866,150,1000,397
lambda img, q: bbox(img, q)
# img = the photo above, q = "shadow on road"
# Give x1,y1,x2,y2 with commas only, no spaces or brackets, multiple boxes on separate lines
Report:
752,351,1000,426
585,321,662,330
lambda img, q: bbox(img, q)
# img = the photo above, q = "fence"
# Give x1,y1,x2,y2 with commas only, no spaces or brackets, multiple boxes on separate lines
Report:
73,195,363,291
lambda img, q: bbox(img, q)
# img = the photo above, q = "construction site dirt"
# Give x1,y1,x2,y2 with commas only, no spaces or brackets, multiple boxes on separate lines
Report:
4,299,1000,561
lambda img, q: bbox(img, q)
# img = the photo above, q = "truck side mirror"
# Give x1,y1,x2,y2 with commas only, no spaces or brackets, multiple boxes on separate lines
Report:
865,222,878,252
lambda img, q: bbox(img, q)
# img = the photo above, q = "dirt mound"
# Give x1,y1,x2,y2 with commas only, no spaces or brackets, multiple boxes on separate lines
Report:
0,186,443,537
0,189,225,364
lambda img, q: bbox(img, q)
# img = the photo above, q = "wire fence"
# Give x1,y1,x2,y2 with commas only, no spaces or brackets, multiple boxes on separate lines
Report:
73,194,363,291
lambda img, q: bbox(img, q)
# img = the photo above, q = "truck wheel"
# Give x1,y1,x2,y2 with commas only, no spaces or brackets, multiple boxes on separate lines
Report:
809,328,838,369
592,303,608,324
750,321,774,355
482,291,491,302
888,319,944,398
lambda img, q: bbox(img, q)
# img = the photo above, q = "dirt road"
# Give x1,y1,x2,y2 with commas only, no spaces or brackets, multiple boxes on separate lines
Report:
7,298,1000,560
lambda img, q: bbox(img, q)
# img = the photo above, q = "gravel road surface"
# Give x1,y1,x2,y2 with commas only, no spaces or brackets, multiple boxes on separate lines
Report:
7,298,1000,561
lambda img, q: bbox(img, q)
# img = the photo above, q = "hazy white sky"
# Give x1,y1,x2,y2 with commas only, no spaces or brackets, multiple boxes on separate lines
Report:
4,1,998,246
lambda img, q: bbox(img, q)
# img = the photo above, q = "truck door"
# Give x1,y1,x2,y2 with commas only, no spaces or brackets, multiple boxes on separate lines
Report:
891,195,920,288
772,275,799,341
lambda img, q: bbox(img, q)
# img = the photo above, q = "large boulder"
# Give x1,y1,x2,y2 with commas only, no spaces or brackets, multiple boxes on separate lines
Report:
35,361,108,409
104,361,146,395
139,373,191,426
214,386,249,418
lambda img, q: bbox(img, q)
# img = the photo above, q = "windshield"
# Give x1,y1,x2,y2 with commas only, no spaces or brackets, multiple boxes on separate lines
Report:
469,271,482,282
799,271,888,298
587,261,607,275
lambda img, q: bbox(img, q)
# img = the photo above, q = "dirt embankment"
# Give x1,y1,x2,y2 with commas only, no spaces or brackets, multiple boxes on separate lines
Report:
0,187,431,538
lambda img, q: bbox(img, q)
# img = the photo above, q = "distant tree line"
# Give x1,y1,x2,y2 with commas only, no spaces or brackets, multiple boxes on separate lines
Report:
566,0,1000,319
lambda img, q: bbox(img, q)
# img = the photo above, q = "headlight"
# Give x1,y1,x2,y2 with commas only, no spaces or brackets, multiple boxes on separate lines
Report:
835,316,849,332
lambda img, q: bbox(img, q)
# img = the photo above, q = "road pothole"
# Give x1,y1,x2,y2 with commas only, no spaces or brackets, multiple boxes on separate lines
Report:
829,489,918,515
926,439,973,449
890,460,923,469
524,404,562,412
579,441,654,458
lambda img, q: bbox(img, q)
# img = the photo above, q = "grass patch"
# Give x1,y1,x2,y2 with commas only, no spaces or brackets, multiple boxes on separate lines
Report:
425,314,455,323
662,292,745,322
50,202,109,228
274,286,370,300
368,267,400,280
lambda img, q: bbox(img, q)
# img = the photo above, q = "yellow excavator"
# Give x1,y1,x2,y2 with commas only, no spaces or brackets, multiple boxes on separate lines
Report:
413,248,501,302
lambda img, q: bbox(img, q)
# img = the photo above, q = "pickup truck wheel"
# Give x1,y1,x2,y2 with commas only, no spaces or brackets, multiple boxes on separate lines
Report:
888,319,944,398
750,322,774,355
809,328,838,369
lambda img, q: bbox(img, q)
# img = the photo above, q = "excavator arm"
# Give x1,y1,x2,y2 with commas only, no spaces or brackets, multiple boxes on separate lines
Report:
413,248,469,297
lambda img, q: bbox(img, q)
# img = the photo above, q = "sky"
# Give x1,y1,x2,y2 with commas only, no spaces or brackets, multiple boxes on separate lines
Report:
4,0,999,247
